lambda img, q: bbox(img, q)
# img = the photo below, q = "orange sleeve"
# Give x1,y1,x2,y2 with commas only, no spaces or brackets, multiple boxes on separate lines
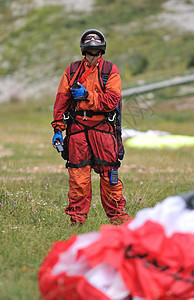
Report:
104,70,121,94
51,68,73,131
57,71,71,94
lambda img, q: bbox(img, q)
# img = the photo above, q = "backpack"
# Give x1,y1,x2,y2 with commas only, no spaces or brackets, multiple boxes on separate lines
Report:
69,60,125,160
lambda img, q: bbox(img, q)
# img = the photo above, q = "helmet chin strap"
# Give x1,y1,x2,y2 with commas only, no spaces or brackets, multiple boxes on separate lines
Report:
86,50,101,57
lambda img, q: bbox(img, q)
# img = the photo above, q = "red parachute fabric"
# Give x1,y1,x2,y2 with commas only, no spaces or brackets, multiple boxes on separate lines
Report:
38,193,194,300
81,223,194,299
38,233,112,300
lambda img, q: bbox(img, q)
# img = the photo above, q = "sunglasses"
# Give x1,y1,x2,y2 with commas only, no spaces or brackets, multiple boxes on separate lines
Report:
84,35,101,41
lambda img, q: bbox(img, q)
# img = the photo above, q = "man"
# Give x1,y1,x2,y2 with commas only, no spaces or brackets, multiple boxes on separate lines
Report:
51,29,130,225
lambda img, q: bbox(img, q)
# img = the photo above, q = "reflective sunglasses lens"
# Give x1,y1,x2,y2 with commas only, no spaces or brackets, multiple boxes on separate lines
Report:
84,35,101,41
94,35,101,40
84,36,92,41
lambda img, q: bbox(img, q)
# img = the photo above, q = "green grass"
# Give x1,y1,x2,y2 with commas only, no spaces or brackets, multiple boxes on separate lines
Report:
0,88,194,298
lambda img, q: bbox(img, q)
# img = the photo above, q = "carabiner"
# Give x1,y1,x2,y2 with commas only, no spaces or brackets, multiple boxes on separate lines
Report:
108,112,116,122
63,112,70,122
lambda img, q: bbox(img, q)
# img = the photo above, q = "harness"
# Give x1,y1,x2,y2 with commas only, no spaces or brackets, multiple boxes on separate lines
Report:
62,59,124,167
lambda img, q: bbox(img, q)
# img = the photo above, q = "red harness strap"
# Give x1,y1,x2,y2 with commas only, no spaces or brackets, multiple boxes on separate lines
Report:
78,64,95,84
69,59,95,87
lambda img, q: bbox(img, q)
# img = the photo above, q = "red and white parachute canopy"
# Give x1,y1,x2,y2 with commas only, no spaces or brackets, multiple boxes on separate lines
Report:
38,191,194,300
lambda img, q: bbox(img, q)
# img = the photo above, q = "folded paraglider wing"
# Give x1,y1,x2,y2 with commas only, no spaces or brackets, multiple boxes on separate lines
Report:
38,191,194,300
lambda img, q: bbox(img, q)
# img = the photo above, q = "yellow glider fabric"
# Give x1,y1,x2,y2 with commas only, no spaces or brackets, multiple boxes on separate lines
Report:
125,134,194,149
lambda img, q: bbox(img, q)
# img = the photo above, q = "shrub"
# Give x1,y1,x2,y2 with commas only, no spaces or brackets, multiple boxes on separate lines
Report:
187,54,194,69
129,52,149,75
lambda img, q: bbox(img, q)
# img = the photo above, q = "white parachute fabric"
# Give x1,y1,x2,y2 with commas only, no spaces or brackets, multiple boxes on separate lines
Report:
38,191,194,300
129,195,194,236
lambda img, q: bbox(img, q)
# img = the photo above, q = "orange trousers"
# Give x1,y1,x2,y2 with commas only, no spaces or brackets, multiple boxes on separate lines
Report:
65,165,130,224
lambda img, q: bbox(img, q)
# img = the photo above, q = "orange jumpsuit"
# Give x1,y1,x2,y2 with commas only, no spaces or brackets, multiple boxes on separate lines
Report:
52,56,130,224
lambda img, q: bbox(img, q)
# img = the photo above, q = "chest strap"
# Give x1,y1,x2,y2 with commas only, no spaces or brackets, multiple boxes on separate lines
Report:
75,110,109,118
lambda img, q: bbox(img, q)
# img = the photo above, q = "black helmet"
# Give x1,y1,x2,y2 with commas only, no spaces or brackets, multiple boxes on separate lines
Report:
80,29,106,56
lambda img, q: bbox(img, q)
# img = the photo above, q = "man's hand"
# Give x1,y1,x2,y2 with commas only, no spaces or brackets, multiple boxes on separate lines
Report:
71,83,88,100
52,130,63,147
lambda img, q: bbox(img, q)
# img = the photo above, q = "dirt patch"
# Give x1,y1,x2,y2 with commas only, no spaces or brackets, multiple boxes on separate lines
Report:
25,165,67,173
0,145,13,158
34,0,95,12
156,96,194,111
1,164,68,175
121,164,193,174
0,74,58,103
150,0,194,32
11,0,94,14
174,97,194,111
0,176,34,182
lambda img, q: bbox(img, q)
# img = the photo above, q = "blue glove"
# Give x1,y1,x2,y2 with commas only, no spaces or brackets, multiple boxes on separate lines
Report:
52,130,63,146
71,83,88,100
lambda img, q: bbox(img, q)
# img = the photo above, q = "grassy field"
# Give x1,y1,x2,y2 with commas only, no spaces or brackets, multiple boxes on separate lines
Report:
0,83,194,299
